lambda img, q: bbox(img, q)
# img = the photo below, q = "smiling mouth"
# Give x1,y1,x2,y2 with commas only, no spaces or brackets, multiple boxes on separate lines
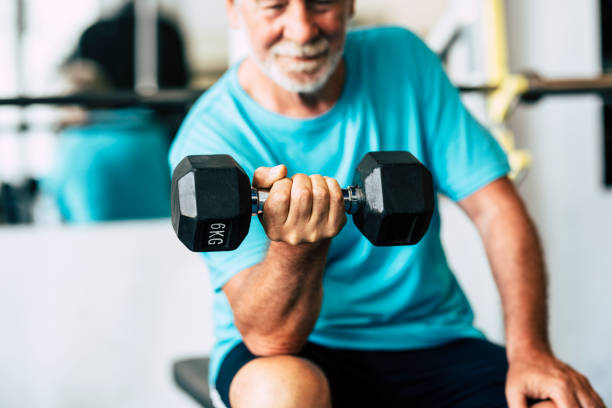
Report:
277,51,328,62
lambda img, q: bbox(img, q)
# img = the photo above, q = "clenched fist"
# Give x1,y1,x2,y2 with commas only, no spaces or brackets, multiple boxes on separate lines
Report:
253,165,347,246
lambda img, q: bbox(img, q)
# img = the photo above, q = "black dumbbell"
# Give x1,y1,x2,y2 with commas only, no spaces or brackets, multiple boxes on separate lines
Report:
171,151,434,252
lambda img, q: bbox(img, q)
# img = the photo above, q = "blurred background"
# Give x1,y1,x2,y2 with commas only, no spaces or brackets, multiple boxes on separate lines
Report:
0,0,610,406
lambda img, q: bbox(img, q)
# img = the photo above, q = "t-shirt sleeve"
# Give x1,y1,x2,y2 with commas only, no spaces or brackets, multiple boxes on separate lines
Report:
168,105,270,291
410,32,510,201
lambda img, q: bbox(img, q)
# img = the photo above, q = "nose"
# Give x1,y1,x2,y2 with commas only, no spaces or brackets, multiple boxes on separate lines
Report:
282,3,319,44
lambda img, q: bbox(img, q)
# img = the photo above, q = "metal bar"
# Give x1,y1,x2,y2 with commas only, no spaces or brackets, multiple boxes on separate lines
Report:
134,0,159,94
16,0,26,94
252,186,362,215
457,75,612,98
524,75,612,98
2,74,612,109
0,90,204,110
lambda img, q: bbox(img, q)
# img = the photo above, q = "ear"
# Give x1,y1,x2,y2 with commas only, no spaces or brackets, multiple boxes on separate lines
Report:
347,0,355,18
226,0,242,29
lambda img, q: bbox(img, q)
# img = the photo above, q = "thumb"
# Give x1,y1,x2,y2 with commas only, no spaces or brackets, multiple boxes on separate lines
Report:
253,165,287,189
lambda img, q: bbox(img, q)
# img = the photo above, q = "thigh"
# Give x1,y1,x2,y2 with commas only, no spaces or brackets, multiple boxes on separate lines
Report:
393,338,509,408
299,342,385,408
216,342,383,408
304,338,509,408
216,338,510,408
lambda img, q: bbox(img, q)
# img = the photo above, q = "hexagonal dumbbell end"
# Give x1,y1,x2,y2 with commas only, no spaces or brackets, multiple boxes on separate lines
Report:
171,155,252,251
351,151,434,246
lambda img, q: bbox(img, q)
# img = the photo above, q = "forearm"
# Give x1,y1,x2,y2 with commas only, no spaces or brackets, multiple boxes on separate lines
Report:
228,239,331,355
481,205,551,359
462,178,552,360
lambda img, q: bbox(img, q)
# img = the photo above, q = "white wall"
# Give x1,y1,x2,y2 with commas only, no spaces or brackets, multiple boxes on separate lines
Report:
506,0,612,402
0,221,213,408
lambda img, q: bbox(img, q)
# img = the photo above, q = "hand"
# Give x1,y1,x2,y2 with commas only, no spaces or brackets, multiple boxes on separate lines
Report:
252,165,347,246
506,349,606,408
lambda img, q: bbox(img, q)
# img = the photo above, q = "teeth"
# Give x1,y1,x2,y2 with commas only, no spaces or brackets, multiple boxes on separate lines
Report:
271,38,330,58
275,52,324,58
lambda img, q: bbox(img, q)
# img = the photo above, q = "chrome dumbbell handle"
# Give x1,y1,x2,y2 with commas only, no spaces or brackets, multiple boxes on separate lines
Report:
251,186,364,215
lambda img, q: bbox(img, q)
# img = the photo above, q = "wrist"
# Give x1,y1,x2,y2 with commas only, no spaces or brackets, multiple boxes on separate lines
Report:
267,239,331,270
269,238,331,255
507,337,552,362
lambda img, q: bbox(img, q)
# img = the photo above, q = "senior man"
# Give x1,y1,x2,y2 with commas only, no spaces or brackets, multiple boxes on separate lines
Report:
169,1,605,407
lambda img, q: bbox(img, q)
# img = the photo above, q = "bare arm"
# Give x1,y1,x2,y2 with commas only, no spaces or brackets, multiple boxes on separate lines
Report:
223,240,330,356
223,165,346,357
460,177,604,408
459,177,550,358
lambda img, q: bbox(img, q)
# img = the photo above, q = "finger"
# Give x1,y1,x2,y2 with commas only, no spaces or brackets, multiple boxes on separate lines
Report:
253,165,287,189
261,178,292,237
286,173,313,228
309,175,330,228
575,389,601,408
324,176,346,231
574,375,606,408
506,387,528,408
551,384,581,408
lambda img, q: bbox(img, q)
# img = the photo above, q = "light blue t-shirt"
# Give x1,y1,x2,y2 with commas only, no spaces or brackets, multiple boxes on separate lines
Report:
169,26,510,387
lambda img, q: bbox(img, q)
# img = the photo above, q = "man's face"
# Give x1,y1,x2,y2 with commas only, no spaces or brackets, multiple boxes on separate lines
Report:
229,0,354,93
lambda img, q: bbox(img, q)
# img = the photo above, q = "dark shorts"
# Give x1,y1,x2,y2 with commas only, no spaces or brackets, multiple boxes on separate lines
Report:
215,337,510,408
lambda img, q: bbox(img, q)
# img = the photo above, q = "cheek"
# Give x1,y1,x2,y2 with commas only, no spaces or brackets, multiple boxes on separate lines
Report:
318,13,349,42
243,17,282,53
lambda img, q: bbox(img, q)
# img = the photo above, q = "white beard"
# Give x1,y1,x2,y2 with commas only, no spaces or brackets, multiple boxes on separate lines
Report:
247,37,345,94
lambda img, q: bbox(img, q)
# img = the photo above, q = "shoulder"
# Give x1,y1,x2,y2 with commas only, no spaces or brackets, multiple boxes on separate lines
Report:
346,25,433,60
345,26,439,86
344,26,440,101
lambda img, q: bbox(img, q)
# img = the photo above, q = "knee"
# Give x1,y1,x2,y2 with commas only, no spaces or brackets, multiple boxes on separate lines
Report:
229,355,331,408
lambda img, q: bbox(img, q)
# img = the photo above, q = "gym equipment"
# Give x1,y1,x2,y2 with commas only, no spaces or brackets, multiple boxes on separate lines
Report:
171,151,434,252
173,358,214,408
459,74,612,100
1,74,611,109
0,89,203,112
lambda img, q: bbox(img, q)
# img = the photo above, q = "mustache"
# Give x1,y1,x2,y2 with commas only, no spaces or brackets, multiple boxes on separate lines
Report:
271,37,330,58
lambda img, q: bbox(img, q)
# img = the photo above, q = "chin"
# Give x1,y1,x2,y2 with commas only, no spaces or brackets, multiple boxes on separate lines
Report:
267,58,341,94
272,71,330,94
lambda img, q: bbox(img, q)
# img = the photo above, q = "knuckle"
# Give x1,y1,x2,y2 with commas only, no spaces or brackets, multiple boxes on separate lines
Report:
286,234,301,246
323,228,337,240
292,173,309,183
268,191,291,208
310,174,324,182
273,177,292,190
265,228,280,241
306,233,319,243
326,180,343,200
312,185,328,201
332,191,344,207
292,185,312,201
551,379,570,394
